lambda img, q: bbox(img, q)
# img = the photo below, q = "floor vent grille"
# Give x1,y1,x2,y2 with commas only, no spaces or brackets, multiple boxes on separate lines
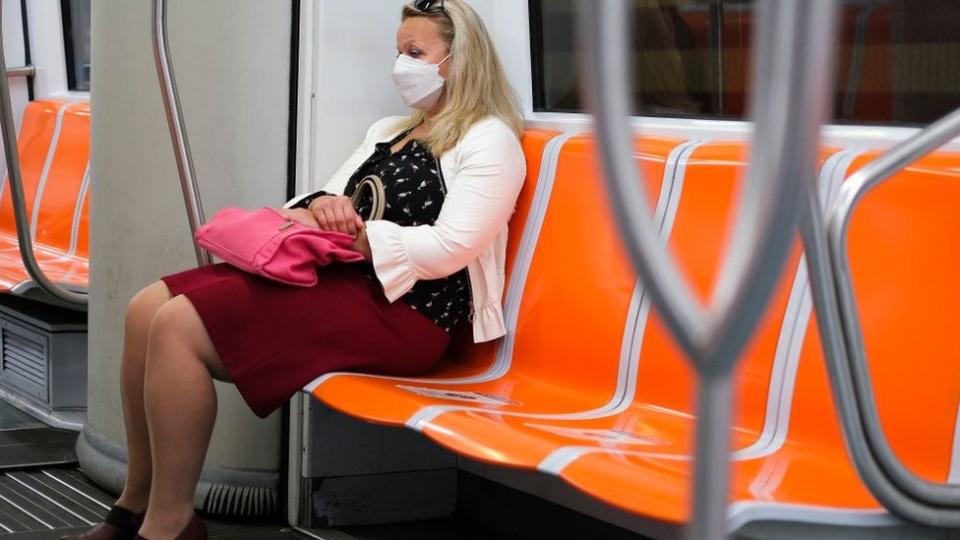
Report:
0,324,48,402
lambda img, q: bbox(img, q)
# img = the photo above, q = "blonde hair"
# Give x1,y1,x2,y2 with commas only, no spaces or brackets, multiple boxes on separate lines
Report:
394,0,523,155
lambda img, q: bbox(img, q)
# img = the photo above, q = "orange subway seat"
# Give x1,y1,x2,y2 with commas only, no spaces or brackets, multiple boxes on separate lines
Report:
507,130,560,281
28,247,89,287
550,329,879,525
0,243,80,288
552,326,877,523
745,151,960,521
416,143,837,468
33,102,90,252
307,129,561,423
311,134,682,427
0,100,90,292
843,152,960,484
616,143,806,436
0,101,65,236
435,129,564,382
555,437,878,525
417,140,718,464
615,144,837,435
553,150,960,528
786,151,960,483
74,185,90,260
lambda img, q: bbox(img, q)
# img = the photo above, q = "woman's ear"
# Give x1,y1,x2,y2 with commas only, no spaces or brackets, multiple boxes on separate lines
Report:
439,51,452,79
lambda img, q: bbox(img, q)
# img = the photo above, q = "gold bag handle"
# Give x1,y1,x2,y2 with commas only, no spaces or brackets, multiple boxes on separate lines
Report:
350,175,386,221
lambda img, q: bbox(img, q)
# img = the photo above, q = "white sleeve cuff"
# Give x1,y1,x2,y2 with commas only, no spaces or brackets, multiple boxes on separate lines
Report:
365,220,419,302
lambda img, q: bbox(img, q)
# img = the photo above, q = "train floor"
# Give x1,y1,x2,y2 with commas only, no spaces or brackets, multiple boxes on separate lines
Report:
0,400,491,540
0,400,650,539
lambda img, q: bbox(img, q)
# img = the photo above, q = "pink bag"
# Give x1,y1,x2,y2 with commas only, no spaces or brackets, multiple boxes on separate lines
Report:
195,206,366,287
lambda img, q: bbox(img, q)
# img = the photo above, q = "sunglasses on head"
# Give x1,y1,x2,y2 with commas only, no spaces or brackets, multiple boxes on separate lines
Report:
412,0,446,14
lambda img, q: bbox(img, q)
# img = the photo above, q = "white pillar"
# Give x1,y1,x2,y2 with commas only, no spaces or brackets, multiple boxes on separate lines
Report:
83,0,291,516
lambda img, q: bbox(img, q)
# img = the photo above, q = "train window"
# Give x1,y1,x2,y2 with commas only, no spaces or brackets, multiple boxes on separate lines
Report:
530,0,960,125
61,0,91,92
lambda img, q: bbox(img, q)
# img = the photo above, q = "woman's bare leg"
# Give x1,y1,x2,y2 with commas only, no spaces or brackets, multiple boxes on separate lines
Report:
137,295,230,539
114,281,173,513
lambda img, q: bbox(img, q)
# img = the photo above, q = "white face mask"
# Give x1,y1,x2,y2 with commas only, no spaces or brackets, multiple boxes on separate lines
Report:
391,53,451,111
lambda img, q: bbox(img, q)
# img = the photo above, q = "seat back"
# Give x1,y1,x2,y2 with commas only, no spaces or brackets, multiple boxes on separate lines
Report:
631,142,837,446
502,135,681,400
441,129,561,367
32,102,90,252
75,184,91,259
0,100,67,237
787,151,960,485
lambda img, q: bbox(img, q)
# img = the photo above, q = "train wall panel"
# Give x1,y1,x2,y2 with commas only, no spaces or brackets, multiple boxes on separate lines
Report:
88,0,291,473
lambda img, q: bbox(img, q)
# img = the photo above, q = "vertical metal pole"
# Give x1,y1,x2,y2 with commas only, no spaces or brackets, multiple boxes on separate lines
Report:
688,374,733,540
151,0,211,267
577,1,837,538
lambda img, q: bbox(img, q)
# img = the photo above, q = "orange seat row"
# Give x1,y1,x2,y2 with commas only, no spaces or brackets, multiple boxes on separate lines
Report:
304,129,960,535
0,100,90,295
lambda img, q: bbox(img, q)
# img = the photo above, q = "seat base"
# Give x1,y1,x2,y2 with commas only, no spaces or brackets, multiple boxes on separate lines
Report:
0,232,88,310
733,517,952,540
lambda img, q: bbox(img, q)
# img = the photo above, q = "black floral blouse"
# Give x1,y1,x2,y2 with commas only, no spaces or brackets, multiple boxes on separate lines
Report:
294,129,473,333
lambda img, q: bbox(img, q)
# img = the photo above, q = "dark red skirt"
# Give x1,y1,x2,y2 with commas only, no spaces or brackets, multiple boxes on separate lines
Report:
159,263,451,418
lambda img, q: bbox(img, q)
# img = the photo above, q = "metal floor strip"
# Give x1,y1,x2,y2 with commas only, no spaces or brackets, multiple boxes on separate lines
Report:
38,470,111,512
294,527,359,540
0,468,330,539
45,470,113,509
0,469,107,533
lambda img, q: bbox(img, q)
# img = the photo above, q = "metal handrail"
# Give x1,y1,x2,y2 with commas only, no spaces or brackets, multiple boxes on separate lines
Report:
5,65,34,78
577,0,837,538
818,108,960,519
0,9,86,307
798,110,960,527
151,0,211,267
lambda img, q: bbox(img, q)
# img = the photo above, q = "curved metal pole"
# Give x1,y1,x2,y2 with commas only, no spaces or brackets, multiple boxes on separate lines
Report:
800,110,960,527
825,108,960,511
578,0,835,376
0,8,86,307
577,0,836,538
151,0,211,267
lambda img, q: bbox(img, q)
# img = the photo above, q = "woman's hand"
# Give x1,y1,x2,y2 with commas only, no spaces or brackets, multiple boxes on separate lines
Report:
308,196,365,237
278,208,320,228
351,228,373,261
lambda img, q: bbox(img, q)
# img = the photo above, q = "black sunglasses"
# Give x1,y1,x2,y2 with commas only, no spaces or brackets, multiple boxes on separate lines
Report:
412,0,446,14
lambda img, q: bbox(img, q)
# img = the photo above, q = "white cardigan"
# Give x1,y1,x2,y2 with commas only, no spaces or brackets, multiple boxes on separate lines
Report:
287,116,526,343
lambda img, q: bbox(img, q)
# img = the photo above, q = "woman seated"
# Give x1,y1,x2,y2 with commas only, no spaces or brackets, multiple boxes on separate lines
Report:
66,1,525,538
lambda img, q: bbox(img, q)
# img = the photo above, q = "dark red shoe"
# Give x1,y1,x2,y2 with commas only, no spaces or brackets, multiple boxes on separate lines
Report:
60,506,145,540
134,512,206,540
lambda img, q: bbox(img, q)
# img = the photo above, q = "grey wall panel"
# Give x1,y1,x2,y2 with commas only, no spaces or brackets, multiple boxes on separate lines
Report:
89,0,290,474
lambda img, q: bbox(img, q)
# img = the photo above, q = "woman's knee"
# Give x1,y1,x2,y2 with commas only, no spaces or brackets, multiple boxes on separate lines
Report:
145,296,224,378
125,281,173,332
145,298,189,355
